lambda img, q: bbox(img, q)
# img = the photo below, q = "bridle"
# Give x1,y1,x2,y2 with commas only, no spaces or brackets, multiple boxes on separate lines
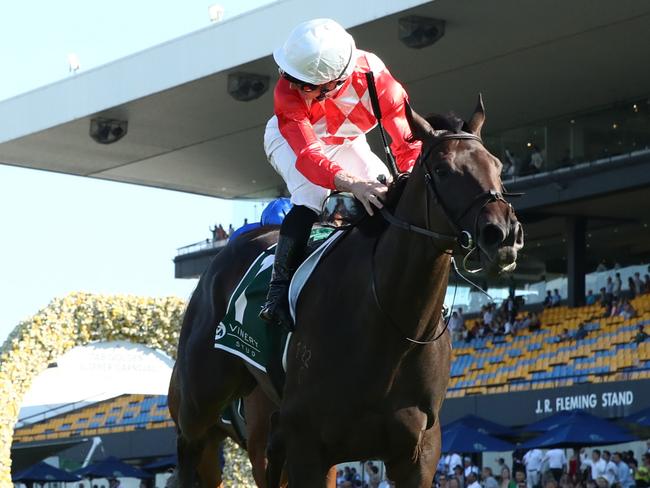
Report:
380,131,521,256
372,131,522,345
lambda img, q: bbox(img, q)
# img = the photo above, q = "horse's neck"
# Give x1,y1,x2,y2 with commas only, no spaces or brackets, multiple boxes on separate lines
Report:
375,166,452,340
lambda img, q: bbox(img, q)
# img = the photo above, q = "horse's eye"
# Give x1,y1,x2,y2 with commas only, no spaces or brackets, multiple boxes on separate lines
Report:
435,165,451,178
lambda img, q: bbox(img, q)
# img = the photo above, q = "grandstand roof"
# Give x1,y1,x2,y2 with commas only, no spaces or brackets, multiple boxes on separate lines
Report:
1,0,649,199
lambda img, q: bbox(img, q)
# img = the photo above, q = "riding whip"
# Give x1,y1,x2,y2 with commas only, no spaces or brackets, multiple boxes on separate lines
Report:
365,71,399,178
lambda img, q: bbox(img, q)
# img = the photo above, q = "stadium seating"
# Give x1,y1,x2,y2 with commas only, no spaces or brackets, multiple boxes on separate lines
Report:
13,394,174,443
446,294,650,397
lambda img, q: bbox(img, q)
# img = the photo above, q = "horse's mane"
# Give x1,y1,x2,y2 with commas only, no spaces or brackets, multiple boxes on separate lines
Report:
425,112,470,134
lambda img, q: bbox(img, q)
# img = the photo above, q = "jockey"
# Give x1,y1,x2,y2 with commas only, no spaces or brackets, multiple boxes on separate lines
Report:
260,18,421,327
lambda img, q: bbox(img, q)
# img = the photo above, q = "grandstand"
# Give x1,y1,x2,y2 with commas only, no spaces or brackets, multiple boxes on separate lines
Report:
13,394,173,444
447,294,650,397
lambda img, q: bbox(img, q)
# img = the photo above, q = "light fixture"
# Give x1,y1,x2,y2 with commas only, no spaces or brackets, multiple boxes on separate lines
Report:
208,4,224,22
570,119,575,124
526,142,532,148
633,104,639,112
398,16,445,49
67,53,80,73
227,72,269,102
89,118,128,144
612,123,618,129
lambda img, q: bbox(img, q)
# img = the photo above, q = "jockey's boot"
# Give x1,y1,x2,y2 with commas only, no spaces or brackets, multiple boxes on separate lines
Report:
259,205,317,329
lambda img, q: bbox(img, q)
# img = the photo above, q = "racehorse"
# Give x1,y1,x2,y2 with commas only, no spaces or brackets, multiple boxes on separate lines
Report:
168,96,524,487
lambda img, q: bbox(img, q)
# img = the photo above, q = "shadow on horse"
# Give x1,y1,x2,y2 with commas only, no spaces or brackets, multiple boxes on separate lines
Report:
167,96,524,487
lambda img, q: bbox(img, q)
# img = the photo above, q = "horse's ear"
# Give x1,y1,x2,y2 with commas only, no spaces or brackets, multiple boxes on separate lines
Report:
405,102,435,142
467,93,486,137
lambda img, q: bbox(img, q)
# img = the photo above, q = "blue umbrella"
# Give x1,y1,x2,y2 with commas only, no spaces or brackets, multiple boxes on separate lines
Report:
143,454,177,472
520,413,635,448
444,414,516,436
13,461,80,484
75,456,152,479
624,407,650,427
526,409,595,432
442,423,515,453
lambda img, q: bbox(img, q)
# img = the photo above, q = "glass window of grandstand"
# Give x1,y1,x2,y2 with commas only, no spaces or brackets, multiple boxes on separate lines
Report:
485,96,650,178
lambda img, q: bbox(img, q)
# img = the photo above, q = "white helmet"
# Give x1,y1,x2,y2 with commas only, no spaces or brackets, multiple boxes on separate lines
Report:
274,18,356,85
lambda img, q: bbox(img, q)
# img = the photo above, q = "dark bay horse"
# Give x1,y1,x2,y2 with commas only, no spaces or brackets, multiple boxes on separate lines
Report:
168,97,523,487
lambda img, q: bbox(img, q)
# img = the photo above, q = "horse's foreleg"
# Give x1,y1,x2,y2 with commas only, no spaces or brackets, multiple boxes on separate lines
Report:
265,411,286,488
196,427,226,488
385,424,440,488
177,434,203,488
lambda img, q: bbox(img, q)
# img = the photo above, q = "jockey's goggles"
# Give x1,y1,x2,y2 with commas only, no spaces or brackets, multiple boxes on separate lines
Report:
279,69,346,94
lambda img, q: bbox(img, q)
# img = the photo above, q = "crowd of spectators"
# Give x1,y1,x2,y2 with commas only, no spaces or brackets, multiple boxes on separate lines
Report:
449,297,543,343
209,223,237,241
584,270,649,320
434,446,650,488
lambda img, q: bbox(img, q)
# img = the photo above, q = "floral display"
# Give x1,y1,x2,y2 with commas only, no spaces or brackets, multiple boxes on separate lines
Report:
0,292,255,486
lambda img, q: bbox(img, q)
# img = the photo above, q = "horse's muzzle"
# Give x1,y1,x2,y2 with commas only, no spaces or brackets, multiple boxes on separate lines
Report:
478,220,524,272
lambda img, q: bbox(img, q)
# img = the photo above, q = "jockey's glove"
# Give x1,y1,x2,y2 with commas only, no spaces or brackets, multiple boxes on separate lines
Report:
333,172,388,216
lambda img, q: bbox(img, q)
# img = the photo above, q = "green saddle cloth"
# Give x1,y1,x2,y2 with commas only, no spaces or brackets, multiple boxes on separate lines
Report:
214,227,334,372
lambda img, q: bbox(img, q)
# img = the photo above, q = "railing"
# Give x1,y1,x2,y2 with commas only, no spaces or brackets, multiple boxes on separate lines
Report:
176,238,228,256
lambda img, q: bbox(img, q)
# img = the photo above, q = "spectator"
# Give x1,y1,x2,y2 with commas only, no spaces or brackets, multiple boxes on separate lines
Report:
438,473,450,488
455,465,466,488
644,274,650,294
444,452,463,477
483,467,499,488
528,312,542,332
596,260,608,272
620,300,637,320
614,273,623,298
529,145,544,173
465,457,480,479
628,277,637,298
544,481,558,488
544,291,553,307
500,467,516,488
366,463,381,488
450,477,462,488
228,223,234,236
634,272,644,293
496,459,510,474
602,451,617,487
613,452,634,488
551,289,562,307
634,325,649,344
585,290,597,305
575,323,588,340
467,472,481,488
503,148,517,176
449,312,465,342
544,448,567,483
524,449,543,488
581,449,607,481
605,278,614,301
483,305,494,327
514,471,527,488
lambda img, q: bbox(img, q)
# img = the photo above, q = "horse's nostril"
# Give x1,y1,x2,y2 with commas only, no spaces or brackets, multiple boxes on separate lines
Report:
480,224,505,248
515,223,524,246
